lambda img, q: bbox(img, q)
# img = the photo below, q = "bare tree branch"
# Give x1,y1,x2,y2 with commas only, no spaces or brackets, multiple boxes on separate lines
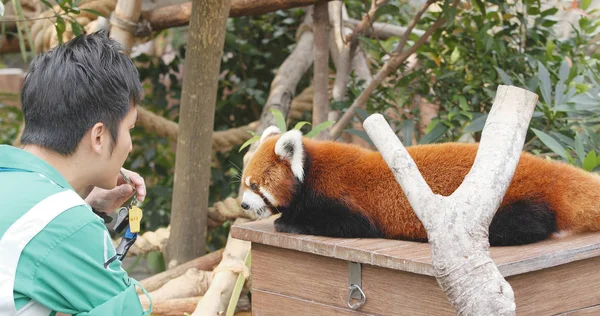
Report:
363,85,539,315
344,17,425,40
312,1,330,138
328,0,458,140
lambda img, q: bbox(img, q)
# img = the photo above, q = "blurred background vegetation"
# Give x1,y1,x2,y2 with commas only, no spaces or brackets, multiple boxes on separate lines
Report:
1,0,599,272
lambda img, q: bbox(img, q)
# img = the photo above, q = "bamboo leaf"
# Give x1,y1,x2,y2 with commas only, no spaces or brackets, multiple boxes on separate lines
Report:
531,128,568,160
238,135,260,152
269,108,287,132
293,121,311,131
305,120,335,138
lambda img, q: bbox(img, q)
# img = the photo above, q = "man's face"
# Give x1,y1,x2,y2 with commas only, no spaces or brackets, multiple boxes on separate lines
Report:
98,105,137,189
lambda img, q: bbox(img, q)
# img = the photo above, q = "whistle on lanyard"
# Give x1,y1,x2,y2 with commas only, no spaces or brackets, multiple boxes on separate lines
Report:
112,170,144,261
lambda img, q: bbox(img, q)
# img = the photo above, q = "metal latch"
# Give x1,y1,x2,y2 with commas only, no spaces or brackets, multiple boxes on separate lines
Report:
347,261,366,309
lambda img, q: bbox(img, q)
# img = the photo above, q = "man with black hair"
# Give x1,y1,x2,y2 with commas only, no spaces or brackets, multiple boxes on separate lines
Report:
0,31,152,315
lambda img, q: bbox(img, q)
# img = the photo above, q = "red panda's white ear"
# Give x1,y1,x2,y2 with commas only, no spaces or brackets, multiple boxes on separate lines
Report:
260,125,282,144
274,129,305,182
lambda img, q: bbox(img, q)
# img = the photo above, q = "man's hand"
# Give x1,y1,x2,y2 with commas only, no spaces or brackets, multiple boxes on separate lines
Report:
85,168,146,213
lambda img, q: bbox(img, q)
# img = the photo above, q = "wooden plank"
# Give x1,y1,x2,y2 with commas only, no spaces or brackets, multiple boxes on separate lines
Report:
507,256,600,316
231,218,600,277
252,244,456,315
562,304,600,315
252,289,374,316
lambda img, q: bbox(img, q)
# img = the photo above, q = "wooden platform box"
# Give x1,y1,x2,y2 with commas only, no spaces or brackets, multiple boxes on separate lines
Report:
231,218,600,316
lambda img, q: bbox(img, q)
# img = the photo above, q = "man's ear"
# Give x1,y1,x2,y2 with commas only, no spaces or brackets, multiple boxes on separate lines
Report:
89,122,107,154
274,129,304,182
260,125,282,144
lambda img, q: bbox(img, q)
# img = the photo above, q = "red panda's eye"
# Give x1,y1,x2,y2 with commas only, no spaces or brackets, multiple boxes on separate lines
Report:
250,183,258,191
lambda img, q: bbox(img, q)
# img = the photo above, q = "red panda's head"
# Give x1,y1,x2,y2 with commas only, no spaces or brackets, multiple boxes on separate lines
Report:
240,126,305,219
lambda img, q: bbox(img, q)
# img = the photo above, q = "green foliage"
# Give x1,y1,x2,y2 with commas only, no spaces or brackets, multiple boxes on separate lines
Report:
0,104,21,145
341,0,600,172
2,0,100,62
237,108,336,152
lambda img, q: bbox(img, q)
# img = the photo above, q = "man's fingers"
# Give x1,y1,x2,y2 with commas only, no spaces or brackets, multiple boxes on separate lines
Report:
117,183,134,198
120,168,146,202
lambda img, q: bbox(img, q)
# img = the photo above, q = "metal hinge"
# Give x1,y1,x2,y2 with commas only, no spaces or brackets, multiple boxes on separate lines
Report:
347,261,366,309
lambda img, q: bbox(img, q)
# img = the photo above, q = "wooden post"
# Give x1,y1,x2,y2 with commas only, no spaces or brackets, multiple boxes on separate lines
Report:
165,0,232,268
109,0,143,52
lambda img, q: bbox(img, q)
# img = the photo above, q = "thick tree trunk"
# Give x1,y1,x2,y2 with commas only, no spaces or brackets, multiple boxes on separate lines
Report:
143,0,333,32
363,85,538,315
165,0,231,268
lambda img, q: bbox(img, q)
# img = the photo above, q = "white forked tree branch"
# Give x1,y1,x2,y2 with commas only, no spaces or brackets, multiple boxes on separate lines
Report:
363,85,539,315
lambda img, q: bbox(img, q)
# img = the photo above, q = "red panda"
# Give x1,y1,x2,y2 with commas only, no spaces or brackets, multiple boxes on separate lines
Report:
239,126,600,246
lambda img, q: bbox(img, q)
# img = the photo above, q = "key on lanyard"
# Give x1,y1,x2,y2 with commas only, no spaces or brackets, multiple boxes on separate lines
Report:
119,170,143,233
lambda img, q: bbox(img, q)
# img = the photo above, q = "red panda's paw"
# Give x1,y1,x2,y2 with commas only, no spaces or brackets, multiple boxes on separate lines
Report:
274,217,303,235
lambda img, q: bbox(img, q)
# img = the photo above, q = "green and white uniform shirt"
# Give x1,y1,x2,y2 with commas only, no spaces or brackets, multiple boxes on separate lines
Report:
0,145,152,315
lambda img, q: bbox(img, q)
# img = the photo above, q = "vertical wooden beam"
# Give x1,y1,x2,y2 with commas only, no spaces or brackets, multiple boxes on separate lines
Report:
165,0,232,268
311,1,330,139
109,0,143,52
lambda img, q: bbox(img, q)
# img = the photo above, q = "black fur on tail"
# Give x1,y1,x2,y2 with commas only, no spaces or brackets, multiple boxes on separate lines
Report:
489,200,558,246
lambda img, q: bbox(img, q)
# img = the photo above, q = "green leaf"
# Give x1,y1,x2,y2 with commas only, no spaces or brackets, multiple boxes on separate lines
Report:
419,122,448,144
70,21,84,37
39,0,53,9
531,128,568,160
463,113,488,133
344,129,374,146
401,119,414,146
450,46,460,64
238,135,260,152
473,0,486,15
575,133,586,164
537,61,552,106
583,150,597,171
494,67,513,85
545,40,556,60
293,121,311,131
559,59,570,83
305,120,335,139
582,0,592,10
269,108,287,132
354,108,370,121
82,8,103,17
55,16,66,44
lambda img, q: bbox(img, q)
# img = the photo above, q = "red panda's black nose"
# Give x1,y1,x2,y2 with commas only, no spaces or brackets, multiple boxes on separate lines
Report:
241,202,249,210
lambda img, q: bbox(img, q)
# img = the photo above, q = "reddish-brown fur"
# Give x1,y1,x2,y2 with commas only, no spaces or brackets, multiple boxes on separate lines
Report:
243,135,600,241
